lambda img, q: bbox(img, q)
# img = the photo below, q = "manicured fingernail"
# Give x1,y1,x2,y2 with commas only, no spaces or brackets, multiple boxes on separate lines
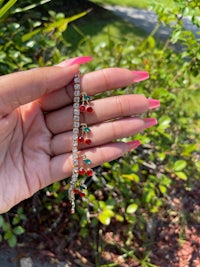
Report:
127,140,141,151
148,98,160,109
57,56,93,67
132,71,149,83
144,118,157,128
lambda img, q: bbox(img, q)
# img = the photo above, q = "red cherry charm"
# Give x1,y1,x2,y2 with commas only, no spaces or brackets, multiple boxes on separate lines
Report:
78,136,84,143
74,189,80,195
80,105,86,112
79,167,85,175
86,169,93,176
87,106,93,113
79,192,86,197
85,139,91,145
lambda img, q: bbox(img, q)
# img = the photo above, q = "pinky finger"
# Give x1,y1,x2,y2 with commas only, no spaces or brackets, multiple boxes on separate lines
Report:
49,141,141,185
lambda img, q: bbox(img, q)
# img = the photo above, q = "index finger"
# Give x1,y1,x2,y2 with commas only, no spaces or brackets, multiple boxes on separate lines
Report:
0,64,79,116
40,68,149,111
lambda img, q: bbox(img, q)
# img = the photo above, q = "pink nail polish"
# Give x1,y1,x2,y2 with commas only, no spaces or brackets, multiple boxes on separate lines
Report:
57,56,93,67
143,118,157,128
127,140,141,151
148,98,160,109
132,71,149,83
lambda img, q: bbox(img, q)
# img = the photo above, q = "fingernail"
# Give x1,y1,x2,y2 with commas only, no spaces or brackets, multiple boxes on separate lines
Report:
127,140,141,151
144,118,157,128
148,98,160,109
57,56,93,67
132,71,149,83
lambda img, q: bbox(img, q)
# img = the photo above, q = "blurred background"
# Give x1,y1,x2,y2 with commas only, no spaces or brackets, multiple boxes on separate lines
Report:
0,0,199,266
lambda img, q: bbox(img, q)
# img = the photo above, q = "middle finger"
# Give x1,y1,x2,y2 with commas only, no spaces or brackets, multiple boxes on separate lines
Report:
40,68,148,111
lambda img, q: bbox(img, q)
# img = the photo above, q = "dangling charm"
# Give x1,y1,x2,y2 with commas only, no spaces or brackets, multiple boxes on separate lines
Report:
78,123,92,145
79,166,93,177
80,92,93,113
78,154,94,177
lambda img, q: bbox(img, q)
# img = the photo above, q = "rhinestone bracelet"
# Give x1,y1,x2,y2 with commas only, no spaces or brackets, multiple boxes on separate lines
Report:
68,73,94,214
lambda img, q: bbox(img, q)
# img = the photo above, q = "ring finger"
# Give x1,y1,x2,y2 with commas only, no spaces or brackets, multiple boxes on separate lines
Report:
50,117,157,156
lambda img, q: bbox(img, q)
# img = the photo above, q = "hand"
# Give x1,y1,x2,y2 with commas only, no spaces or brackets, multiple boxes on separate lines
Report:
0,58,159,213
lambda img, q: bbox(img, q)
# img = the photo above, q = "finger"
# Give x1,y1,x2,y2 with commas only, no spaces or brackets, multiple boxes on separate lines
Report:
49,141,136,185
51,117,154,156
0,64,79,115
46,94,149,134
56,56,93,67
40,68,149,111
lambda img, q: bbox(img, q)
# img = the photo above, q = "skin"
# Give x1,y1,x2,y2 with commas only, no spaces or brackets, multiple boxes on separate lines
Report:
0,63,153,214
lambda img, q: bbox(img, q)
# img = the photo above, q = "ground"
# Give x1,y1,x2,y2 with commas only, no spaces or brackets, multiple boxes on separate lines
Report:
1,181,200,267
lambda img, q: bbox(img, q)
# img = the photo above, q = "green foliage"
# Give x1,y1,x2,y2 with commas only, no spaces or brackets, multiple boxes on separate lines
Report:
69,0,199,236
0,0,89,74
0,207,26,247
0,0,18,18
0,0,199,265
65,0,199,263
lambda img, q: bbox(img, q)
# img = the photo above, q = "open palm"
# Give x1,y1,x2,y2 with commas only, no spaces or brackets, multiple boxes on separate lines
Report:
0,60,158,213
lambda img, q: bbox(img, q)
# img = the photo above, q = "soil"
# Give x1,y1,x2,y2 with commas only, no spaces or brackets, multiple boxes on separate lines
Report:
1,181,200,267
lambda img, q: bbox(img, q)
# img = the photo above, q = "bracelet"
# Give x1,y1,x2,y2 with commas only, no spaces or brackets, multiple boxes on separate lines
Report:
68,73,93,214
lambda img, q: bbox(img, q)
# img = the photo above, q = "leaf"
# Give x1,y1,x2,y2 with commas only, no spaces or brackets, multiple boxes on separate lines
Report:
122,174,140,182
158,116,171,128
98,210,114,225
0,215,4,227
4,231,12,240
157,116,172,133
12,216,20,225
150,206,159,213
175,171,187,180
98,213,111,225
126,214,137,224
161,174,172,187
157,152,166,161
159,184,167,194
13,226,25,235
147,36,156,49
17,207,23,215
103,162,111,168
99,201,106,209
22,28,42,42
143,190,155,203
181,143,197,156
126,203,138,214
22,10,90,42
12,0,51,13
183,7,189,16
174,160,187,171
8,234,17,247
171,30,181,44
2,222,10,232
52,182,60,191
115,214,124,222
0,0,17,18
195,161,200,172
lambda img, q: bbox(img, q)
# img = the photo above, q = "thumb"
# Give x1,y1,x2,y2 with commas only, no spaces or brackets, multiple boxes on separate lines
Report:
0,64,79,116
